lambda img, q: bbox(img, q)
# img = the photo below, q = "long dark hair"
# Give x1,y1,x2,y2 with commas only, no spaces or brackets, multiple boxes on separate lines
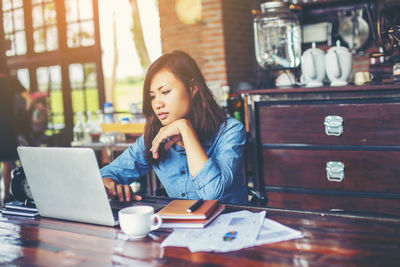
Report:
142,50,226,164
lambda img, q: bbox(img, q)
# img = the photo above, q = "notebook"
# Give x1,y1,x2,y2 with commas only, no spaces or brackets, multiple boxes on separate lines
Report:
17,146,120,226
1,208,39,217
5,200,37,212
1,200,39,217
161,204,225,228
157,199,218,219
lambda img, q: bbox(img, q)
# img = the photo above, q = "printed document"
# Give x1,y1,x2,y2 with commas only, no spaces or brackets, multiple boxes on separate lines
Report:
161,210,302,253
255,218,303,246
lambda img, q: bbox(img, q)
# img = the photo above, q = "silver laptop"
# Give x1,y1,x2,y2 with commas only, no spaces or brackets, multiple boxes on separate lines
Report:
17,146,119,226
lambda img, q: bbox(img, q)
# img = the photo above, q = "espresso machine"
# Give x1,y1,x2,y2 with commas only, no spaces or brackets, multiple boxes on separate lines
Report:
369,3,400,82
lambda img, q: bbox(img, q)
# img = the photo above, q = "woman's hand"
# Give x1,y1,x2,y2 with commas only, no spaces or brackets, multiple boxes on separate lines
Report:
150,119,187,159
150,119,209,177
102,178,142,202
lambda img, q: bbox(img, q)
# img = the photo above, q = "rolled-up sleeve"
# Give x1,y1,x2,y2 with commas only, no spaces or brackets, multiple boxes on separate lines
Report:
100,135,152,184
191,119,246,201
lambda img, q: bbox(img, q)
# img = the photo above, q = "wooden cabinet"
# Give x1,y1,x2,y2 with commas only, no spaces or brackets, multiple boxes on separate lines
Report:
242,84,400,217
259,103,400,146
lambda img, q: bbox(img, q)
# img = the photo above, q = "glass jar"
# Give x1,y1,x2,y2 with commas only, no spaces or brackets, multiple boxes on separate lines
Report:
253,1,302,69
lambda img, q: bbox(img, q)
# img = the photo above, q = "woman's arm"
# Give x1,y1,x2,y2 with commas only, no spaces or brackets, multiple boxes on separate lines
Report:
101,135,152,201
191,120,246,201
150,118,208,177
150,118,247,203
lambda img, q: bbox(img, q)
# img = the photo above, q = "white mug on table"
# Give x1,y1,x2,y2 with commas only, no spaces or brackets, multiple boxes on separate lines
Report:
118,206,162,238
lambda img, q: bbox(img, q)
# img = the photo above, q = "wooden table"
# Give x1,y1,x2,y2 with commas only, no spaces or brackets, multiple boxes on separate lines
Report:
1,198,399,266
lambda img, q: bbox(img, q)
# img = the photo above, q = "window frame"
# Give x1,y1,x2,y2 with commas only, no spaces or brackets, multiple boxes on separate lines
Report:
1,0,105,133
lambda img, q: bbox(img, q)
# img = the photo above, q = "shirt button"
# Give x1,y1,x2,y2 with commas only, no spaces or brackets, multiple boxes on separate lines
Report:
181,193,186,197
181,170,185,174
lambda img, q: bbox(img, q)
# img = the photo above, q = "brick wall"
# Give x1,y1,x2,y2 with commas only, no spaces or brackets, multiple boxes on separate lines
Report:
200,0,227,85
221,0,254,88
158,0,204,67
158,0,254,92
159,0,225,89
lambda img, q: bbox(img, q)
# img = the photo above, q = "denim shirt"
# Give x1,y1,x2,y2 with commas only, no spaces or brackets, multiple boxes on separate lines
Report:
100,117,249,205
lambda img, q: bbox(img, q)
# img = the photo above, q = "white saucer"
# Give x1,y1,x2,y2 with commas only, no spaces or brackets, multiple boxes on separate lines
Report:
117,232,148,241
127,234,147,240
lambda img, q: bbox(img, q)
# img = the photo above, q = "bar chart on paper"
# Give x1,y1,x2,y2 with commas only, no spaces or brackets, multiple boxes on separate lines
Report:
223,231,238,242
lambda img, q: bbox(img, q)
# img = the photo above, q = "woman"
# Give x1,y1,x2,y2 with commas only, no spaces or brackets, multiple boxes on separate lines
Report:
0,74,26,202
101,51,248,205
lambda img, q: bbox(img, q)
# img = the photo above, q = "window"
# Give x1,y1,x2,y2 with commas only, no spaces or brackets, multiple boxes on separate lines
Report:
36,65,64,130
70,62,99,122
2,0,105,139
2,0,26,56
32,0,58,53
65,0,95,48
17,68,30,89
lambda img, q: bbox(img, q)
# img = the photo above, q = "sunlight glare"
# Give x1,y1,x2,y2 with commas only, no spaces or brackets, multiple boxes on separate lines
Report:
99,0,161,79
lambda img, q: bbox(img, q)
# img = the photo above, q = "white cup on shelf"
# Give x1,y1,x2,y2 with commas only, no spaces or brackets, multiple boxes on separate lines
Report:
354,71,371,85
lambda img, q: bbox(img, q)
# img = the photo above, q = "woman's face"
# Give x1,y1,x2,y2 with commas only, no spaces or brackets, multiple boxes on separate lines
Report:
149,69,194,126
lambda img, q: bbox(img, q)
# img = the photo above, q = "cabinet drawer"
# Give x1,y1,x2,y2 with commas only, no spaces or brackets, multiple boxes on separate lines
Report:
262,149,400,194
266,191,400,216
258,103,400,146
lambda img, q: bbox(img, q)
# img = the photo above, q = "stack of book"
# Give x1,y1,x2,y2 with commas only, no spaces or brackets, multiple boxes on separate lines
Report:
1,200,39,217
157,199,225,228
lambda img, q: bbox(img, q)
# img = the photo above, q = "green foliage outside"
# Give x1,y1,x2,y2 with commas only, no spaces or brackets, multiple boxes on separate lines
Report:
113,77,144,118
48,88,99,125
48,77,144,126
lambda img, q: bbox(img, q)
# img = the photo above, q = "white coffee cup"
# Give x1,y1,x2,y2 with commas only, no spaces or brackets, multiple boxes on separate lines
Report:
118,206,162,238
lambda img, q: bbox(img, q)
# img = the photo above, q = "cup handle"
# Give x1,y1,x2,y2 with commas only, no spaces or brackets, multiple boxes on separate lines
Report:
368,72,373,81
150,213,162,231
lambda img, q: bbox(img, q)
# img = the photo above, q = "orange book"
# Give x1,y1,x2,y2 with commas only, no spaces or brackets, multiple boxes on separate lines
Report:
161,204,225,228
157,199,218,219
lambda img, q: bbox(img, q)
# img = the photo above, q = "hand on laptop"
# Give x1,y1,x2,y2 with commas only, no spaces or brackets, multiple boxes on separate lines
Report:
102,178,142,202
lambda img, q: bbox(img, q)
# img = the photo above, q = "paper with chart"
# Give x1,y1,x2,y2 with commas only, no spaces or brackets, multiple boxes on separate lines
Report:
161,210,303,252
255,218,303,245
161,210,265,252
